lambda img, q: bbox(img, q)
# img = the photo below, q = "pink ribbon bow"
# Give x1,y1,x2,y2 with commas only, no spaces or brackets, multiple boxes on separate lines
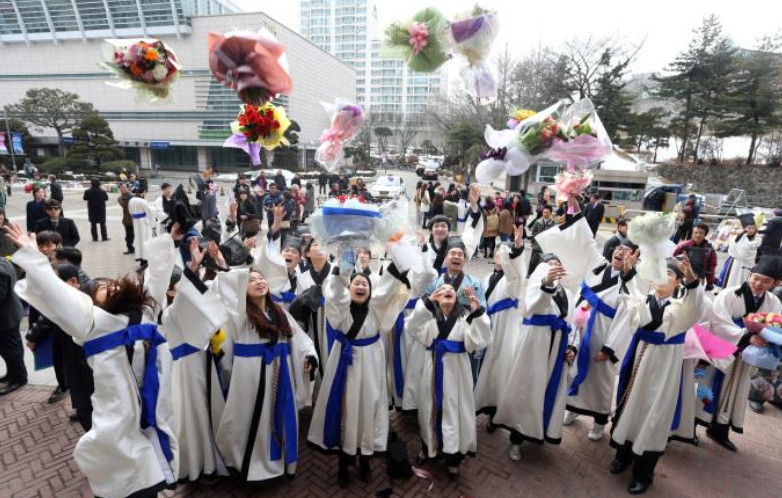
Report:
408,22,429,55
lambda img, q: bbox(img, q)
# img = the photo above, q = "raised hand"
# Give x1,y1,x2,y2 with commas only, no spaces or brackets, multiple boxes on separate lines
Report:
543,265,567,287
623,248,640,274
2,222,37,250
513,224,525,249
680,252,697,285
468,184,481,209
188,238,207,272
208,240,227,269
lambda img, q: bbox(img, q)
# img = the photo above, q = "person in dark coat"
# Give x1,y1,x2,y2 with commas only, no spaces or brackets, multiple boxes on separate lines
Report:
48,175,64,203
274,170,286,190
26,185,48,233
117,183,134,254
758,208,782,262
83,178,109,242
583,193,605,236
0,256,27,395
34,199,80,247
318,170,328,194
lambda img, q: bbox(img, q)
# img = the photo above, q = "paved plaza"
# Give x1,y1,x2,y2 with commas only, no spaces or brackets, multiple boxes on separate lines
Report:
1,178,780,498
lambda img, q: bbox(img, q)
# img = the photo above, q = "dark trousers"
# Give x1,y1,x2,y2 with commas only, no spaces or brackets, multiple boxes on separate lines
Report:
319,184,327,194
61,338,94,431
0,324,28,384
615,445,661,485
91,221,108,241
123,224,135,251
52,328,68,390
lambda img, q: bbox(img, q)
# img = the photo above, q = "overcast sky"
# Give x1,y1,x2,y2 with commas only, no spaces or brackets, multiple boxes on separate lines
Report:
234,0,781,74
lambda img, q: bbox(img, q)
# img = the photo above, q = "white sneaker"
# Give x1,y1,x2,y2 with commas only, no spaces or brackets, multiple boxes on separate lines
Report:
588,423,605,441
508,444,522,461
563,411,579,426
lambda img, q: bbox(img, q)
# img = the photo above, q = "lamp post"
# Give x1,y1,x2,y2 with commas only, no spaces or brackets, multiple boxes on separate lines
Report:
2,108,19,173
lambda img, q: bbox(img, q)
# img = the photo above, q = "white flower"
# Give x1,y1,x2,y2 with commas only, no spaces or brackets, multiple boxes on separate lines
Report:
152,64,169,81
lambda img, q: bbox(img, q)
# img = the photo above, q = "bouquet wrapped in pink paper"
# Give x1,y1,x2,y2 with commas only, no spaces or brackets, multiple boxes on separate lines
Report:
555,170,593,197
381,7,450,73
208,30,292,105
100,38,181,102
546,98,613,171
314,101,365,171
449,8,500,103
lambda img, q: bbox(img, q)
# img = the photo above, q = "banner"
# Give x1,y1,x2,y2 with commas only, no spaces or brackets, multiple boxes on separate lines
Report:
11,132,24,154
0,132,7,155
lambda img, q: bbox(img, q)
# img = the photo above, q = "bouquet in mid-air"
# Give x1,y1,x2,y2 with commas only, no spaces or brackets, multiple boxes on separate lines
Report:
100,38,181,102
315,101,366,171
223,103,291,166
381,7,451,74
627,213,677,284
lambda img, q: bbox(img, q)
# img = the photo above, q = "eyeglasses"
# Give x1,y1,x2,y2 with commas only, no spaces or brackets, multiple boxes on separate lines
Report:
47,206,61,211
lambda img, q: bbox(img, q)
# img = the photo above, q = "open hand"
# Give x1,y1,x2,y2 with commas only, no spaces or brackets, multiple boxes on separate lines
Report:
188,238,206,272
2,222,37,249
543,266,567,287
513,224,525,249
750,335,769,347
623,248,640,274
680,252,697,285
208,241,227,269
468,184,481,208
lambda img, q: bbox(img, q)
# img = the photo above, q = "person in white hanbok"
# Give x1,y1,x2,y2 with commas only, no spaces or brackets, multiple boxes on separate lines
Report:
213,258,317,483
698,257,781,451
307,260,408,488
128,184,157,267
254,207,303,309
494,255,577,461
7,222,178,498
163,239,232,482
606,257,702,495
473,227,525,428
154,183,174,236
406,282,492,480
717,214,761,289
536,208,640,441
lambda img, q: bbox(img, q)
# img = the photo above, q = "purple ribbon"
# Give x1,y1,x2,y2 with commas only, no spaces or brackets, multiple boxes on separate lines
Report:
480,147,507,161
223,133,262,166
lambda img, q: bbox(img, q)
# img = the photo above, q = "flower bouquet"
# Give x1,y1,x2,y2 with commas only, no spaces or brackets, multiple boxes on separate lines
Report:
208,30,292,105
555,170,593,198
744,312,782,334
574,304,591,330
448,7,500,103
100,38,181,102
516,101,569,156
627,212,677,284
546,98,613,171
381,7,450,73
223,104,291,166
475,125,532,183
314,101,366,171
742,326,782,370
507,109,537,130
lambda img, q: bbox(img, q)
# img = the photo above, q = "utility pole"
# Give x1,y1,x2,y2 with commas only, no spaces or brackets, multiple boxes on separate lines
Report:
2,108,18,173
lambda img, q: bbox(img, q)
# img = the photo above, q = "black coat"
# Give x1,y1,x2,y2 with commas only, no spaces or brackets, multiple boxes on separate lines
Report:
50,181,64,202
35,217,80,247
760,216,782,256
83,187,109,223
584,202,605,233
0,258,23,329
26,200,47,233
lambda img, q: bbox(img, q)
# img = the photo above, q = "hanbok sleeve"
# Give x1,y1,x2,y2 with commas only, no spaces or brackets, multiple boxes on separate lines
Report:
410,251,438,298
144,199,157,226
253,233,289,296
464,308,492,353
212,268,249,340
665,282,704,338
370,267,410,334
524,263,557,316
286,312,317,408
163,268,229,349
707,287,745,344
141,234,176,323
323,271,351,328
498,244,526,301
13,244,96,341
603,295,642,362
462,205,484,259
536,214,606,291
405,298,439,347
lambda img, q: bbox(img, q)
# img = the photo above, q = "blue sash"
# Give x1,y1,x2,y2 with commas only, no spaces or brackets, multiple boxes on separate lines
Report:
716,256,734,288
457,215,468,223
568,283,617,396
704,370,725,415
323,332,381,448
170,342,201,361
271,291,296,305
83,324,173,462
732,317,744,328
616,328,687,408
522,314,571,433
487,298,518,316
426,339,467,444
233,342,298,465
390,298,419,399
131,212,146,219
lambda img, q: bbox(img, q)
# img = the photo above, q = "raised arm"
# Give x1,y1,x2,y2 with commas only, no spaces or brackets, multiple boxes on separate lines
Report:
464,307,492,353
323,269,351,328
536,213,605,285
499,226,526,300
253,231,289,296
405,297,438,348
141,233,176,323
370,265,411,333
163,266,229,349
524,263,562,316
212,267,250,340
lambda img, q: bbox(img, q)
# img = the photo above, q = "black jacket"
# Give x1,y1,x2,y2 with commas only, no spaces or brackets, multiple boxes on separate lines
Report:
50,181,64,202
83,187,109,223
0,258,23,329
760,216,782,256
26,199,47,233
35,217,80,247
584,202,605,232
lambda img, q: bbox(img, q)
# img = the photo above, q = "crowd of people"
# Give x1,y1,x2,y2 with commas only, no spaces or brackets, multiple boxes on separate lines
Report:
1,170,782,498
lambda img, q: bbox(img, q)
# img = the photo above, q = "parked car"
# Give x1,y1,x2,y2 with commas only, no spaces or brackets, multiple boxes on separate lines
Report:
369,175,406,200
417,161,440,180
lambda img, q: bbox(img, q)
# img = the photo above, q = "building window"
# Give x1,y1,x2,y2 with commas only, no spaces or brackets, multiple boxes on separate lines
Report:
535,163,561,184
151,146,198,171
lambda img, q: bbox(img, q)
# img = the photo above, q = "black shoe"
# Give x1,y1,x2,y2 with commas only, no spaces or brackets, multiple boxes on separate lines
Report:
706,428,738,452
628,480,649,494
486,418,496,433
359,457,371,482
692,435,699,447
123,250,135,255
610,459,630,475
48,386,69,404
446,466,460,483
338,467,349,488
0,374,7,383
749,401,764,413
69,409,79,422
102,238,110,242
0,381,27,396
415,450,429,466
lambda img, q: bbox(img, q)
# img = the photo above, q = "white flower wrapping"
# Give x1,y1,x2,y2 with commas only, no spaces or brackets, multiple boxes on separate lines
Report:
475,125,532,183
627,213,677,284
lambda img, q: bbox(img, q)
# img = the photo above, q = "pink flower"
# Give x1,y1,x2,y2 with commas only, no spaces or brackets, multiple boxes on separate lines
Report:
142,71,155,82
408,22,429,55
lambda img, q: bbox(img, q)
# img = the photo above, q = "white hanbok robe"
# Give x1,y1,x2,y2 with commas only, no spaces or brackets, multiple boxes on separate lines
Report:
607,283,704,456
213,269,316,482
307,269,408,455
719,233,761,289
163,269,230,481
154,195,171,236
473,244,525,416
494,263,577,444
670,358,699,444
406,298,492,457
696,284,781,432
129,196,157,261
536,214,637,421
14,234,178,498
255,232,300,309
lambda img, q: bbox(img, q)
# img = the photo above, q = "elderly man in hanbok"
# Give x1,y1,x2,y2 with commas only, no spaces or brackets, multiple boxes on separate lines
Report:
697,256,782,451
494,252,577,461
128,182,157,268
7,222,179,498
536,206,640,441
605,256,702,495
474,226,525,430
717,214,761,289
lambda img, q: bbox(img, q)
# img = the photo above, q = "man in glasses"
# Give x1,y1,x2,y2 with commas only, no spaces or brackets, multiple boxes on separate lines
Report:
34,199,80,247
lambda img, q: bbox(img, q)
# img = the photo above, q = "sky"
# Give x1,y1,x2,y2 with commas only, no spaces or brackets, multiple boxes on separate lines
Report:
234,0,781,74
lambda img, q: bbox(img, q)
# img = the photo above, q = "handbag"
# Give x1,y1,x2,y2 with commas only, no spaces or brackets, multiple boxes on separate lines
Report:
486,211,500,232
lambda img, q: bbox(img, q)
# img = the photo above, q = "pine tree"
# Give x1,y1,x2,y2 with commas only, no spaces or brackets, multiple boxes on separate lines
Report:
67,112,123,168
592,50,635,143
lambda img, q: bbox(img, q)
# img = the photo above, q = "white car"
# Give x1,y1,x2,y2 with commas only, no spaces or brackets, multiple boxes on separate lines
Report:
369,175,406,200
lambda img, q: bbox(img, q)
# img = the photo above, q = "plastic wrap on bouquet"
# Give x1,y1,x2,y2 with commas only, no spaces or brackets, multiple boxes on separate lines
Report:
208,29,292,105
742,343,781,370
449,10,500,103
507,109,537,130
310,197,382,258
381,7,450,73
314,101,366,172
475,125,532,183
223,104,290,165
99,38,181,103
516,101,569,157
546,98,613,171
627,213,677,284
555,170,593,198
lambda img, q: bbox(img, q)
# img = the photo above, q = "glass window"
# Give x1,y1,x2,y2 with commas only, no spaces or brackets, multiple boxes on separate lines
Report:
47,0,80,32
536,163,561,184
151,145,198,170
